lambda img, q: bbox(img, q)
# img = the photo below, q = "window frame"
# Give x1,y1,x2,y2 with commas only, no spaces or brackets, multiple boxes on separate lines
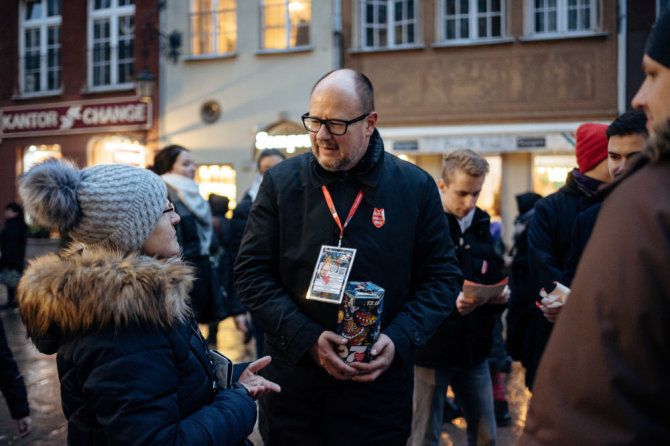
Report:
438,0,506,44
189,0,237,57
18,0,62,97
86,0,135,92
259,0,311,52
528,0,597,37
357,0,420,50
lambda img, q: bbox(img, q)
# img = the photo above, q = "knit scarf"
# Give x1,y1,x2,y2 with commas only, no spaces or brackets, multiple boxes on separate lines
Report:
161,173,213,256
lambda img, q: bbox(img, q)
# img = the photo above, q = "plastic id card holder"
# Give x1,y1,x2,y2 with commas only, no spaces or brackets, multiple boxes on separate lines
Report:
306,245,356,304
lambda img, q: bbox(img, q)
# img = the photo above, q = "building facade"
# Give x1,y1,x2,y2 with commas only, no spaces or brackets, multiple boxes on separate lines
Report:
160,0,339,205
340,0,633,245
0,0,161,212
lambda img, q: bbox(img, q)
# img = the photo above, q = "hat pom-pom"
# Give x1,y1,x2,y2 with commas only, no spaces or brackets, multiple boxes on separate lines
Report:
18,158,82,232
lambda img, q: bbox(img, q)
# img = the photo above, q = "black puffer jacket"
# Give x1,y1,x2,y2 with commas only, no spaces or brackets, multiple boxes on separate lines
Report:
17,245,256,445
415,208,505,368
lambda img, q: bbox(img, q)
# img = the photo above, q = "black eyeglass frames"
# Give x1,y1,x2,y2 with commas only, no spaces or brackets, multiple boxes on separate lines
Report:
301,112,370,136
163,202,175,214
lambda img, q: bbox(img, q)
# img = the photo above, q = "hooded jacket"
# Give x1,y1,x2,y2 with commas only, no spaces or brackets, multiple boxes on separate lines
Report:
18,245,256,445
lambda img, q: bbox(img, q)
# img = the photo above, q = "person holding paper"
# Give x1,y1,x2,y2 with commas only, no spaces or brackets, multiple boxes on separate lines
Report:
234,69,462,445
409,149,508,446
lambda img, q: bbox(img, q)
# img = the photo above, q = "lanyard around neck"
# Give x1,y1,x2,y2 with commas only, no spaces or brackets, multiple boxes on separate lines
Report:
321,185,364,247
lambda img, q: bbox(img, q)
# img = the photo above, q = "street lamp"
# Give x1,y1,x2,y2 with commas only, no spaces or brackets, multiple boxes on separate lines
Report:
135,68,155,103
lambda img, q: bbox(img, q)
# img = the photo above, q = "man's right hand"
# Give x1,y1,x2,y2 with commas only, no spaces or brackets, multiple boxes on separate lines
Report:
309,331,358,380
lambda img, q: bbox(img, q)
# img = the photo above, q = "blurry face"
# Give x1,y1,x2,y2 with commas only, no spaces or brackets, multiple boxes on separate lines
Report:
169,150,197,179
607,133,646,179
141,202,181,258
438,169,485,219
308,76,377,172
258,155,284,175
632,55,670,138
4,208,18,219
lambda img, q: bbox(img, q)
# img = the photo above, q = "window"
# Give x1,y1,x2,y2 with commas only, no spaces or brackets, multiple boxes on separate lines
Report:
191,0,236,55
19,0,61,95
359,0,418,49
88,0,135,89
529,0,596,35
441,0,504,41
261,0,311,50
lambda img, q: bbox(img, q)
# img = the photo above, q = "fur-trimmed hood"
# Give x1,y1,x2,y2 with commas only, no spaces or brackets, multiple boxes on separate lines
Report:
18,244,194,352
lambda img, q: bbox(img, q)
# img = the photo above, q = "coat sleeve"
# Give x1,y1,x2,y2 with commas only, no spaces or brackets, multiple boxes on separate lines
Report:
527,199,560,296
382,175,463,364
83,340,257,445
234,175,324,363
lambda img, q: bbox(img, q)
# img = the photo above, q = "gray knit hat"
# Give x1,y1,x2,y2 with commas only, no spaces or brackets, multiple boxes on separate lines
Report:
19,158,167,252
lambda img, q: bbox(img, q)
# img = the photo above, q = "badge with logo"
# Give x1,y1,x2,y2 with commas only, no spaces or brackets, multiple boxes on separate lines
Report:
372,208,385,228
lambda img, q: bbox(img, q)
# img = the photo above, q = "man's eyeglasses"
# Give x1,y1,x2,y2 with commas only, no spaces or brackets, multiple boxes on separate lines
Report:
301,112,370,136
163,202,175,214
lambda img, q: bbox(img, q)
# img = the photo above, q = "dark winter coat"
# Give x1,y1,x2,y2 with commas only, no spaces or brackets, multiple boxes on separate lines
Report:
415,208,505,368
234,129,462,443
168,187,225,323
0,216,28,272
17,245,256,446
520,140,670,445
523,170,601,388
561,202,602,286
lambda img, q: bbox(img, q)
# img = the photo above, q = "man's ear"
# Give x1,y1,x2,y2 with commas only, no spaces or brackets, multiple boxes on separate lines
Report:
437,178,447,193
365,112,378,136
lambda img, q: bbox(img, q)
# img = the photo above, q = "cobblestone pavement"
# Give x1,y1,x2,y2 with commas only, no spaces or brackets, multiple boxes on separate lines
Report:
0,310,530,446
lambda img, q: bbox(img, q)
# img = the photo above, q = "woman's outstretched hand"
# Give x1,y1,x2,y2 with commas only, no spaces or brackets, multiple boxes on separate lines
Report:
237,356,281,399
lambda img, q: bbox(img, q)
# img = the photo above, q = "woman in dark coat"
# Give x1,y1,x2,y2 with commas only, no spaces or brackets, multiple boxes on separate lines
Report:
17,159,279,445
0,202,28,308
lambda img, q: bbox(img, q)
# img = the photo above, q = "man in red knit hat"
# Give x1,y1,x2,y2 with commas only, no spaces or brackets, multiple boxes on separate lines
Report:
517,122,610,390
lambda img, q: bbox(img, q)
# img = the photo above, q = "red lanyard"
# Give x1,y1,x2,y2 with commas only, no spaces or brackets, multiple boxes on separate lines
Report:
321,185,363,247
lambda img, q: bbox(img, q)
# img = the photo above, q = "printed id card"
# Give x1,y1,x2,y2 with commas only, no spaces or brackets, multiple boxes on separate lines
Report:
306,245,356,304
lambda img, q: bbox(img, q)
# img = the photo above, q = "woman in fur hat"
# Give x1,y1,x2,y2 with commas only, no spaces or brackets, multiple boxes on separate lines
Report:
16,158,280,445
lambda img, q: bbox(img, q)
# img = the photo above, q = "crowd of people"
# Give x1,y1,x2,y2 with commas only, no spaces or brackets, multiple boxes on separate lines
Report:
1,9,669,446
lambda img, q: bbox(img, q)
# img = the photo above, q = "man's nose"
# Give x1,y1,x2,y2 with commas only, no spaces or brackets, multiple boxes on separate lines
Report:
632,80,648,110
317,123,332,139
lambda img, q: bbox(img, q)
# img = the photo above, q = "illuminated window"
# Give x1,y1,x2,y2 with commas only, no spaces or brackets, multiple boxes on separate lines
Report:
195,165,237,209
261,0,311,50
441,0,505,41
88,0,135,88
87,135,146,167
19,0,62,95
191,0,237,55
23,143,62,173
359,0,418,49
533,154,576,197
529,0,596,35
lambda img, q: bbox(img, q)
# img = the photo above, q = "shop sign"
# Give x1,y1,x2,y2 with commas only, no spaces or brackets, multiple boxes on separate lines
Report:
393,140,418,151
1,97,152,138
516,137,546,149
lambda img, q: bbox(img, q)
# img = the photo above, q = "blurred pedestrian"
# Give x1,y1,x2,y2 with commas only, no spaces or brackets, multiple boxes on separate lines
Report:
153,145,226,325
0,203,28,309
524,123,610,389
409,149,507,446
235,69,461,444
208,193,249,346
17,158,279,445
505,192,542,379
0,317,31,437
229,149,285,357
520,11,670,444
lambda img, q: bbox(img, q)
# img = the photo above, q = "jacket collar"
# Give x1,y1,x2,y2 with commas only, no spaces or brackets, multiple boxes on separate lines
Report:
446,207,490,235
308,128,385,189
18,244,194,344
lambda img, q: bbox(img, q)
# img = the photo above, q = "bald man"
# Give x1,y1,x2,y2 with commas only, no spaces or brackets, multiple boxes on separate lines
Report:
235,69,462,444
